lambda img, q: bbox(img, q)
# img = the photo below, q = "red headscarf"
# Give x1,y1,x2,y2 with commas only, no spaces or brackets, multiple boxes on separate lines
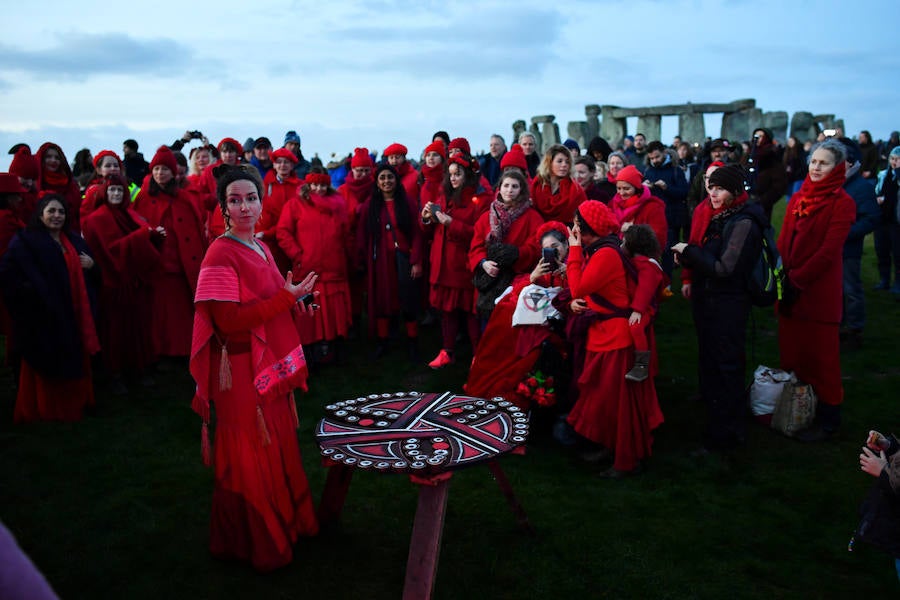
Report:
791,162,847,218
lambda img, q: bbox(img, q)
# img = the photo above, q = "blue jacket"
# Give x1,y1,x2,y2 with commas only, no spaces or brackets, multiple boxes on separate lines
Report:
479,153,504,188
843,170,879,259
643,155,689,205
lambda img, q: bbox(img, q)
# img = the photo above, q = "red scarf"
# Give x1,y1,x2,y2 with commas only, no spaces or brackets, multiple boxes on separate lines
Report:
688,192,749,244
791,165,847,218
421,162,444,184
344,171,374,197
303,191,336,216
488,197,532,244
61,235,100,355
43,170,71,188
610,185,650,224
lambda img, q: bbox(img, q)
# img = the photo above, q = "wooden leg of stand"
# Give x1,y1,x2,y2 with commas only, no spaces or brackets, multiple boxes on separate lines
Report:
317,464,354,526
402,478,451,600
487,460,534,534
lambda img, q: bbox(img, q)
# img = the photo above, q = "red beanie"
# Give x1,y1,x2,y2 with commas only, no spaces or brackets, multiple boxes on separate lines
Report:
578,200,619,235
9,148,38,179
383,143,407,157
536,220,568,245
0,172,26,194
149,146,178,175
270,147,299,164
305,172,331,186
92,149,121,169
448,154,475,171
615,165,643,191
351,147,374,169
500,144,528,172
424,140,447,160
448,137,471,155
217,137,242,153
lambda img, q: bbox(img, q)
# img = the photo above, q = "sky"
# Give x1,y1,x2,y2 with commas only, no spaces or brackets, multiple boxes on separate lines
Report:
1,0,898,170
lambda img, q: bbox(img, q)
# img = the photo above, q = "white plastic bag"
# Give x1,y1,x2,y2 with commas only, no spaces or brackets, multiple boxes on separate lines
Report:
511,284,562,326
749,365,795,416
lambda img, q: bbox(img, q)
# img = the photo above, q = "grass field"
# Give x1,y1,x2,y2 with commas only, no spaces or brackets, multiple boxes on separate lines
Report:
2,202,900,599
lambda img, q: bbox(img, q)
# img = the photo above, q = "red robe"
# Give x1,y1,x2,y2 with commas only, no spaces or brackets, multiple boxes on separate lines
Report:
134,179,207,356
338,172,374,317
565,244,664,472
190,236,317,571
777,187,856,406
609,187,668,248
35,142,83,233
394,161,421,210
276,192,353,344
259,170,300,275
530,177,587,224
81,203,161,373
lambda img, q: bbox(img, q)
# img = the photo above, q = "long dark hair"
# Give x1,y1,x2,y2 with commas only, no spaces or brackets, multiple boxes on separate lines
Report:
28,194,69,232
442,157,478,207
367,163,412,242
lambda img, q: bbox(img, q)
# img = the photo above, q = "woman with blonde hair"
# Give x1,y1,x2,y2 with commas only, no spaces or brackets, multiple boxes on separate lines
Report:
530,144,587,223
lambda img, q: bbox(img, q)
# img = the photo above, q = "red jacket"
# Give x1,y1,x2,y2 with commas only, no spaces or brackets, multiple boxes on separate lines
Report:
276,192,350,283
394,161,421,209
468,204,544,274
631,255,665,316
35,142,83,233
337,172,374,236
777,190,856,323
609,187,667,249
530,177,587,224
259,171,300,274
567,245,632,352
421,187,481,290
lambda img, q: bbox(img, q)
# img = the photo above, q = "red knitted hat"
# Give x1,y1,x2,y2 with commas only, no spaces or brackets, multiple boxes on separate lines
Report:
92,149,121,169
500,144,528,172
424,140,447,160
270,147,298,164
536,220,568,245
615,164,643,191
448,137,471,155
383,143,408,157
217,137,243,153
0,172,26,194
149,146,178,174
448,154,474,171
351,147,374,168
578,200,619,235
305,172,331,186
9,147,38,179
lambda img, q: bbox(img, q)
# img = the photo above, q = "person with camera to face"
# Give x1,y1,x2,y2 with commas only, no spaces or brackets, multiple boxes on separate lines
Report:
169,129,209,154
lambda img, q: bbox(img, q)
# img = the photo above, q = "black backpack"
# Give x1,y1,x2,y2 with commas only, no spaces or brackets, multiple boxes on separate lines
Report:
746,217,783,307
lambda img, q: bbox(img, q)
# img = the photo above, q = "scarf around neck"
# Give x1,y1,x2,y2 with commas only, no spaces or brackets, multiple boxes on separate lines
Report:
488,197,532,244
792,164,847,218
689,192,749,244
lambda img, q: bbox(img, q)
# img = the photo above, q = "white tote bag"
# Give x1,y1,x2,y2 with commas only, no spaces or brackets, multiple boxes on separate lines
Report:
511,284,562,327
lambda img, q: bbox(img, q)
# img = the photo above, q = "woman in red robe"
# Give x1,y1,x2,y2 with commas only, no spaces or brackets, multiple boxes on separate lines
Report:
421,154,488,368
530,144,587,224
383,142,421,209
277,169,353,362
609,164,668,248
338,148,375,326
357,163,424,360
82,175,163,392
777,139,856,441
35,143,83,233
564,201,664,477
258,148,300,275
134,146,207,359
190,164,319,571
80,150,126,220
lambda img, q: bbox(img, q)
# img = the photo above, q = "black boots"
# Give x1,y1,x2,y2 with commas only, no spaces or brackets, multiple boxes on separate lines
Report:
625,351,651,382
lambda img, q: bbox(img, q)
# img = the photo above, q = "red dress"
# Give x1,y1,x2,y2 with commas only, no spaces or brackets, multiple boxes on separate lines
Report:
777,178,856,406
422,187,481,312
565,244,664,472
134,179,207,356
530,177,587,224
276,192,353,344
190,236,318,571
81,203,161,373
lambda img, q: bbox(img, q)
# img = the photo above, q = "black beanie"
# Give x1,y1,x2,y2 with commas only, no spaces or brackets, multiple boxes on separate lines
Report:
708,165,746,197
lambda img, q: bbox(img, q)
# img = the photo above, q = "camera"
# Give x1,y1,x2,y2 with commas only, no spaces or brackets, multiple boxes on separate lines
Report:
298,293,315,308
429,202,441,215
189,130,203,140
542,247,558,264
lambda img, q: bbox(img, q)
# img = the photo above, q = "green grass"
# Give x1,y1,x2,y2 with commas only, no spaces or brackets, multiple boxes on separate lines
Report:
2,201,900,598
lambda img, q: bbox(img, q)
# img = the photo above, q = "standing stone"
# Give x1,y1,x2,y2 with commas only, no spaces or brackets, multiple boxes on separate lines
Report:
722,108,761,141
528,123,543,152
532,115,559,153
567,122,588,150
600,105,626,149
835,119,846,136
678,112,705,144
512,120,527,144
762,111,788,143
585,105,601,142
636,115,661,142
790,111,817,143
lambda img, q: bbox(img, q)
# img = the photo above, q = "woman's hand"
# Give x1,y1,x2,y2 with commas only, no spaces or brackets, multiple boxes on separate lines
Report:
482,260,499,277
530,258,552,283
435,211,452,226
860,447,887,477
79,252,94,269
410,263,423,279
681,283,692,299
567,224,581,247
284,270,318,299
570,298,588,314
421,205,433,223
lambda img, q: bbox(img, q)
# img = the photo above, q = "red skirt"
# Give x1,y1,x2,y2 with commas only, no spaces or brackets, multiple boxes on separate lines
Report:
567,347,664,472
15,357,94,422
151,272,194,357
208,349,318,571
429,283,475,314
297,280,352,345
778,316,842,406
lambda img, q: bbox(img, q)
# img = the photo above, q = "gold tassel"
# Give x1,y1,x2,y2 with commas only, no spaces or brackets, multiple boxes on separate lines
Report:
256,405,271,446
201,422,212,467
218,341,232,391
290,395,300,429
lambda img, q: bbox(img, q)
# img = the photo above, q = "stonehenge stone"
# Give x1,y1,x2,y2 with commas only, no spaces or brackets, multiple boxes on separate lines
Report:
678,112,705,144
600,105,626,149
567,121,588,150
762,111,788,142
790,111,818,143
636,115,661,142
585,105,601,142
528,123,543,151
531,115,559,153
512,120,527,144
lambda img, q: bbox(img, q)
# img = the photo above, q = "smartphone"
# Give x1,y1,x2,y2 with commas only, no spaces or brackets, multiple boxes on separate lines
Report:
542,247,558,264
429,202,442,214
299,293,315,307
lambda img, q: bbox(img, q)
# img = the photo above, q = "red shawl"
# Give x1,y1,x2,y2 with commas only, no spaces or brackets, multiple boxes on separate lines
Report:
530,176,586,223
488,197,534,244
791,165,847,218
61,235,100,355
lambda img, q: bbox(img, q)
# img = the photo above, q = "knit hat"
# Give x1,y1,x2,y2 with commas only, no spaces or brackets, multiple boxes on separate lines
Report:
351,147,374,169
283,130,301,146
0,172,26,194
242,138,255,152
608,151,627,165
217,137,243,153
448,137,471,155
536,220,568,245
563,138,581,155
254,137,272,149
500,144,528,172
9,147,38,179
424,140,447,160
270,147,298,164
448,154,476,171
577,200,619,235
305,172,331,186
149,145,178,175
383,143,408,157
92,149,121,169
615,164,643,191
707,164,746,196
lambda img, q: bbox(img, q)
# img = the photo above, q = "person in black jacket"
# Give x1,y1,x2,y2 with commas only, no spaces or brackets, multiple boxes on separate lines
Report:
672,165,764,453
747,127,788,222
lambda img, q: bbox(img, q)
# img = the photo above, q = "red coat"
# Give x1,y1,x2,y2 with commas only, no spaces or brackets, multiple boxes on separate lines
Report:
337,172,374,236
566,245,632,352
609,187,667,249
35,142,83,233
631,255,665,316
259,171,300,274
422,187,481,290
530,177,587,224
468,205,544,275
276,193,350,283
395,161,421,209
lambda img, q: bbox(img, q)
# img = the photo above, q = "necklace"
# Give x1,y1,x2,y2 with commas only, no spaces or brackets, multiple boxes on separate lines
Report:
224,232,267,260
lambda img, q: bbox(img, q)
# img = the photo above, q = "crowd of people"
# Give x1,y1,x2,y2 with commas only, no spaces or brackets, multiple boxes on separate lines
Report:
1,124,898,573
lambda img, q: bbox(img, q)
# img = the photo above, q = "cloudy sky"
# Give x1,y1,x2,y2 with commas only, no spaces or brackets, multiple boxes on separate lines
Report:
1,0,897,169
